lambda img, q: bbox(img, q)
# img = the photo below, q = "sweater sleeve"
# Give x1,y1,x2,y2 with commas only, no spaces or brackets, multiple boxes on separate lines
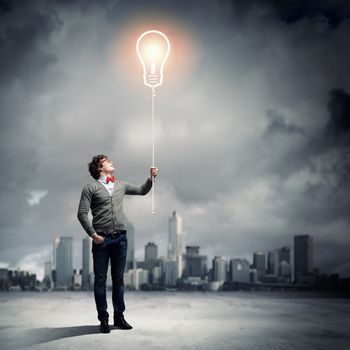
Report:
77,184,95,237
124,177,152,196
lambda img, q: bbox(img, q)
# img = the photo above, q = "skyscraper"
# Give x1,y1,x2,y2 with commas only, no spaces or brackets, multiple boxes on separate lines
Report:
278,247,290,267
267,250,279,275
212,256,227,282
294,235,314,283
164,260,177,286
53,237,60,269
55,237,73,288
229,259,250,283
183,246,207,278
42,261,53,290
44,261,52,278
82,237,93,290
145,242,158,283
277,246,291,280
168,210,184,278
145,242,158,261
252,252,266,282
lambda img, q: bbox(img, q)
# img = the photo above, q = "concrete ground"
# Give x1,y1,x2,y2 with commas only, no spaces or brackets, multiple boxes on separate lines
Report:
0,291,349,350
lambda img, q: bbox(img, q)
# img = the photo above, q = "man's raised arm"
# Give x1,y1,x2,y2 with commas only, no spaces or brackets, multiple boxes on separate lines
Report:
124,177,152,195
124,166,158,195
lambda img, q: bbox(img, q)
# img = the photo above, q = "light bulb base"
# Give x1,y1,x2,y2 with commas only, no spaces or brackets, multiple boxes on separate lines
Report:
144,74,163,88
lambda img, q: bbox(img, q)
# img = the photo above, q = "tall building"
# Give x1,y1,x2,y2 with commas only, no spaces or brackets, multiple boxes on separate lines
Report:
42,261,53,290
55,237,73,288
154,257,166,286
278,247,290,267
294,235,314,283
152,266,163,285
145,242,158,283
229,259,250,283
44,261,52,278
267,250,279,275
280,261,291,280
165,260,177,286
212,256,227,282
145,242,158,261
126,219,135,271
82,238,93,290
183,246,207,278
53,237,60,269
252,252,266,282
0,269,9,290
277,246,291,280
168,211,184,278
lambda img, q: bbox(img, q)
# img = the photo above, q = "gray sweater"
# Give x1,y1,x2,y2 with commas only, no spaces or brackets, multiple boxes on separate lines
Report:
77,177,152,236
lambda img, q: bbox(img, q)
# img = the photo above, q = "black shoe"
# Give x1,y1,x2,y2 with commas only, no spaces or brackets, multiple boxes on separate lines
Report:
114,314,133,330
100,319,110,333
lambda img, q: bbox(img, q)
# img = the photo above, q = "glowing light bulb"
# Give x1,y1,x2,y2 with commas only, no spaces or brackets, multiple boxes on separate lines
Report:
136,30,170,89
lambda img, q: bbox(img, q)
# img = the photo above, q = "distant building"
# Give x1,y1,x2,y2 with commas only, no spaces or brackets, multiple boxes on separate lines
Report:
212,256,227,282
73,269,82,289
136,260,145,269
152,266,163,285
53,237,60,269
82,238,93,290
55,237,73,288
267,250,279,275
145,242,158,283
44,261,52,278
267,247,291,282
10,269,37,290
278,246,291,281
0,268,9,291
249,268,258,283
183,246,207,279
294,235,314,283
125,268,149,290
168,211,184,278
280,261,291,281
252,252,266,282
165,260,177,286
42,261,53,290
154,257,166,286
229,259,250,283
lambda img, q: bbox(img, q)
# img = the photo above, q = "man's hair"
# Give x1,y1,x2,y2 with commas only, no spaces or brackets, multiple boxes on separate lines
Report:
88,154,108,180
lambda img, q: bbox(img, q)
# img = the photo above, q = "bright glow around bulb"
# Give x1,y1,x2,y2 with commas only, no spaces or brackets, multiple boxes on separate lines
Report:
136,30,170,89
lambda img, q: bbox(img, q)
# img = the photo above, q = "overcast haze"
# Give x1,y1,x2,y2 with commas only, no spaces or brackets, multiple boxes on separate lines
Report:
1,0,350,279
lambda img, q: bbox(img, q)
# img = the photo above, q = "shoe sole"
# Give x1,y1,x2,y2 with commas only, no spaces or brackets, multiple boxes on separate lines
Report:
114,325,132,330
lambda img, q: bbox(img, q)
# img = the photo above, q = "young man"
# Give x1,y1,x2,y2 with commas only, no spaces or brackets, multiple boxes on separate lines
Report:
77,154,158,333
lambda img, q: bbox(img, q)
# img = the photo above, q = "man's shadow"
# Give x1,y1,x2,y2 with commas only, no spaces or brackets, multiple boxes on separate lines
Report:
3,325,110,348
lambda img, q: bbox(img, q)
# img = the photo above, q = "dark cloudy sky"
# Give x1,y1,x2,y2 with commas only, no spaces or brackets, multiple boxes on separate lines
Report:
1,0,350,280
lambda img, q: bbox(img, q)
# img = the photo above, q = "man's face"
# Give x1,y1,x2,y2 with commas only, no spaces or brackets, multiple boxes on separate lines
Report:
99,157,115,174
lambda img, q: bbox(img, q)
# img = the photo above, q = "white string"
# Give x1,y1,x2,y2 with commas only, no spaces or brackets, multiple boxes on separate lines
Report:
151,87,156,214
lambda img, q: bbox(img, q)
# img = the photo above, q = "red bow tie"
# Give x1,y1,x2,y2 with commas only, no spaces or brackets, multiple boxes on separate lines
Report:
106,176,115,184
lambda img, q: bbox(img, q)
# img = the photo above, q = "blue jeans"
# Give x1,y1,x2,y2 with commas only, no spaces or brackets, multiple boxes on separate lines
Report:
92,233,128,321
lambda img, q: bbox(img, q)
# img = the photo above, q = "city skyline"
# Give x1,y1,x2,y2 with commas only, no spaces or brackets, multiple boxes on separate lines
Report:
1,209,339,286
1,226,336,292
